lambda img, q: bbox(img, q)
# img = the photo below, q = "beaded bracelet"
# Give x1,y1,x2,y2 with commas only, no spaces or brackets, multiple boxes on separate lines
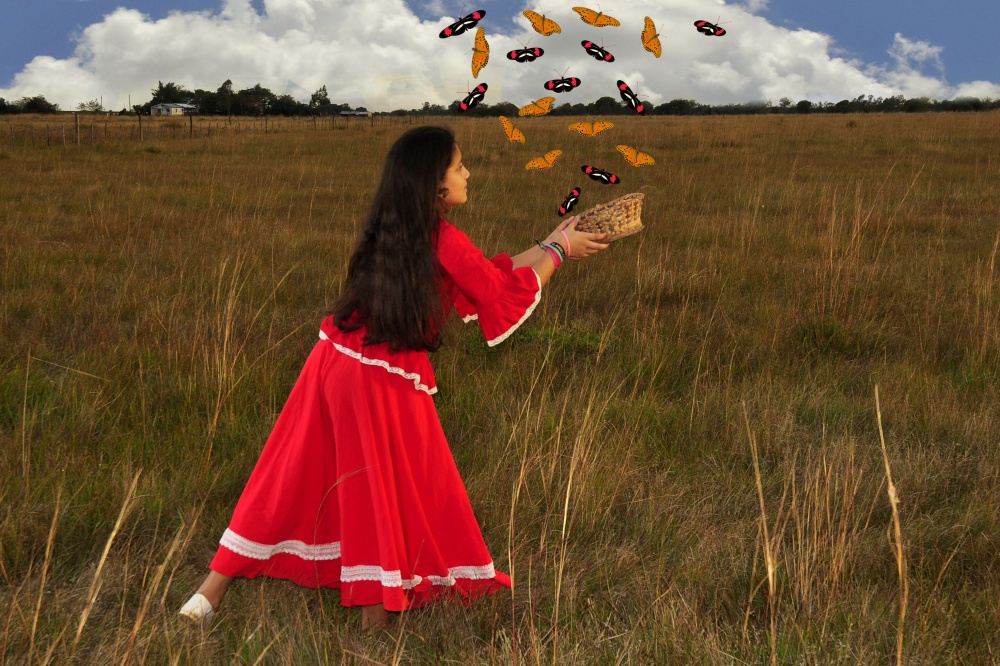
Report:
549,241,566,260
535,240,564,268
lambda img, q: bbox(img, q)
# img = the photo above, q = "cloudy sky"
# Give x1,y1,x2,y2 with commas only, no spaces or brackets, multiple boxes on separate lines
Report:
1,0,997,112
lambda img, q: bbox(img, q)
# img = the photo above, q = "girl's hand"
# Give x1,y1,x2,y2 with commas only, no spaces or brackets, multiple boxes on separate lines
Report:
545,217,610,259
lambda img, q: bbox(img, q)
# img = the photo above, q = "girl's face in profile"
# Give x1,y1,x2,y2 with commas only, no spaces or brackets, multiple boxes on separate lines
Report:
439,144,471,210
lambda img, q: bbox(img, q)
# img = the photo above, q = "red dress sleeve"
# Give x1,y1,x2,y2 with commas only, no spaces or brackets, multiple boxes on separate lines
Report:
436,220,542,346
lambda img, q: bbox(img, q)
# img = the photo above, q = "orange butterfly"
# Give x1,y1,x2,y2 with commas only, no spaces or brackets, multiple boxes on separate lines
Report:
523,10,561,36
617,144,655,166
499,115,525,143
642,16,662,58
518,96,555,117
471,27,489,78
525,149,562,170
568,120,614,136
572,6,620,27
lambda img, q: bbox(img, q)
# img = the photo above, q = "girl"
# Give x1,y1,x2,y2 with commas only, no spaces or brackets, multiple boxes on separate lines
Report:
179,125,610,630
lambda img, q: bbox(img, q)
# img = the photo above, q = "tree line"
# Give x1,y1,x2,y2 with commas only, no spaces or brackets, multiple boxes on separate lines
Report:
1,80,996,117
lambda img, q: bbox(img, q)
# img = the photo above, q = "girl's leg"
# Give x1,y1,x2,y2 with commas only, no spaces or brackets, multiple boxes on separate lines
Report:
195,570,233,610
361,603,390,631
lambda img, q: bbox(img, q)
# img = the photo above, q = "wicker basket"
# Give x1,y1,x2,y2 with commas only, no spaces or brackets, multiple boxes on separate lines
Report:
573,192,644,240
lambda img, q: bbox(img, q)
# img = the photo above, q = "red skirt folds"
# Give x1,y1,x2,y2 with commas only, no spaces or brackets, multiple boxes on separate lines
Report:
209,328,511,610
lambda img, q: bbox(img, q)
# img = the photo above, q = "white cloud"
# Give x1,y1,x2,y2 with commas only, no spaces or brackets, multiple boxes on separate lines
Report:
889,33,944,72
0,0,996,112
742,0,770,13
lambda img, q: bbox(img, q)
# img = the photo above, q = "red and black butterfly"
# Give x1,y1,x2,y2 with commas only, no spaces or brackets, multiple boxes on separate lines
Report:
582,165,620,184
558,187,581,216
439,10,486,38
617,80,646,114
581,40,615,63
507,46,544,62
459,82,488,111
694,19,726,36
545,70,581,93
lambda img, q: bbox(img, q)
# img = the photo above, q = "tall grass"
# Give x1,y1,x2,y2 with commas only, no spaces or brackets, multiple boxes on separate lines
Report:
2,111,999,663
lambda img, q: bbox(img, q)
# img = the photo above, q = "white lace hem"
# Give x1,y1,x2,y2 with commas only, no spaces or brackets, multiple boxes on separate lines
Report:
462,314,478,323
319,330,437,395
486,270,543,347
220,530,497,588
341,563,498,589
220,529,342,561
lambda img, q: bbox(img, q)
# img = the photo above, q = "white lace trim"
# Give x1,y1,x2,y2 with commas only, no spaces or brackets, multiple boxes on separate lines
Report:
486,270,543,347
319,330,437,395
220,531,498,589
340,563,497,589
462,314,478,323
220,529,342,561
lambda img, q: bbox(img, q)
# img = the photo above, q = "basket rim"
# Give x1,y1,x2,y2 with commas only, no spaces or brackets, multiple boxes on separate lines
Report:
576,192,645,221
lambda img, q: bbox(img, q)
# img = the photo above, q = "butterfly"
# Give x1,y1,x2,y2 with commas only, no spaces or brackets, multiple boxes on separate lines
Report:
558,187,581,216
572,6,620,27
581,40,615,63
498,115,525,143
617,144,655,166
581,165,620,184
459,83,488,112
694,19,726,36
471,27,489,78
641,16,662,58
523,10,561,36
439,10,485,38
526,150,562,170
567,121,614,136
545,75,581,93
617,80,646,114
507,46,544,62
518,96,555,117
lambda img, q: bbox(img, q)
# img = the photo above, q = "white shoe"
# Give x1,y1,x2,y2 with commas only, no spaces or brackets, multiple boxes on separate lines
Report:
178,593,216,627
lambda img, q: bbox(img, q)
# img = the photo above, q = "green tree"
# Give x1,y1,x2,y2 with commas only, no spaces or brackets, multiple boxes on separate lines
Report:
592,96,623,115
19,95,60,114
310,85,332,113
796,99,813,114
216,80,236,115
77,99,105,113
150,81,189,105
236,84,276,116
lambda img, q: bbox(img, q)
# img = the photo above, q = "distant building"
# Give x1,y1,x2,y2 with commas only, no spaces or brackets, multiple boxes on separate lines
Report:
339,110,372,117
151,103,198,116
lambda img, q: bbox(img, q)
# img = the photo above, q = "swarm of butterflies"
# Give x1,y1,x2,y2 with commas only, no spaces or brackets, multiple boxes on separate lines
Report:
439,7,727,216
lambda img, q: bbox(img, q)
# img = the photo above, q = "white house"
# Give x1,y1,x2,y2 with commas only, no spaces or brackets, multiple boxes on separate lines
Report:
150,103,197,116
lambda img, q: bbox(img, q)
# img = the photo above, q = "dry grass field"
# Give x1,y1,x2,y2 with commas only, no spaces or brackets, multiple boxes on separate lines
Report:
1,111,999,664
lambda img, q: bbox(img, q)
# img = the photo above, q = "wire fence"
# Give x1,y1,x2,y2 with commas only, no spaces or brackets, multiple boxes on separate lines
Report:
2,113,417,150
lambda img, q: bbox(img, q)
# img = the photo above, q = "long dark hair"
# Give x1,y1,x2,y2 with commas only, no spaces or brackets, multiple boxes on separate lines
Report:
331,125,455,352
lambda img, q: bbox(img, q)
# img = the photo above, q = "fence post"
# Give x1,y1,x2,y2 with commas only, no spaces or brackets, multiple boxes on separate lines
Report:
8,124,12,148
62,124,66,146
137,112,143,142
75,113,80,146
90,124,95,144
189,114,193,138
265,116,268,133
47,125,50,147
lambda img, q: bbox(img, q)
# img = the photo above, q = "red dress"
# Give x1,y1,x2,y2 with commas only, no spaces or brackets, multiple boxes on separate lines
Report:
209,220,542,611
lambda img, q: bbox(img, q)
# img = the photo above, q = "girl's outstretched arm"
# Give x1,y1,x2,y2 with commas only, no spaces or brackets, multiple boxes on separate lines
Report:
510,217,610,283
